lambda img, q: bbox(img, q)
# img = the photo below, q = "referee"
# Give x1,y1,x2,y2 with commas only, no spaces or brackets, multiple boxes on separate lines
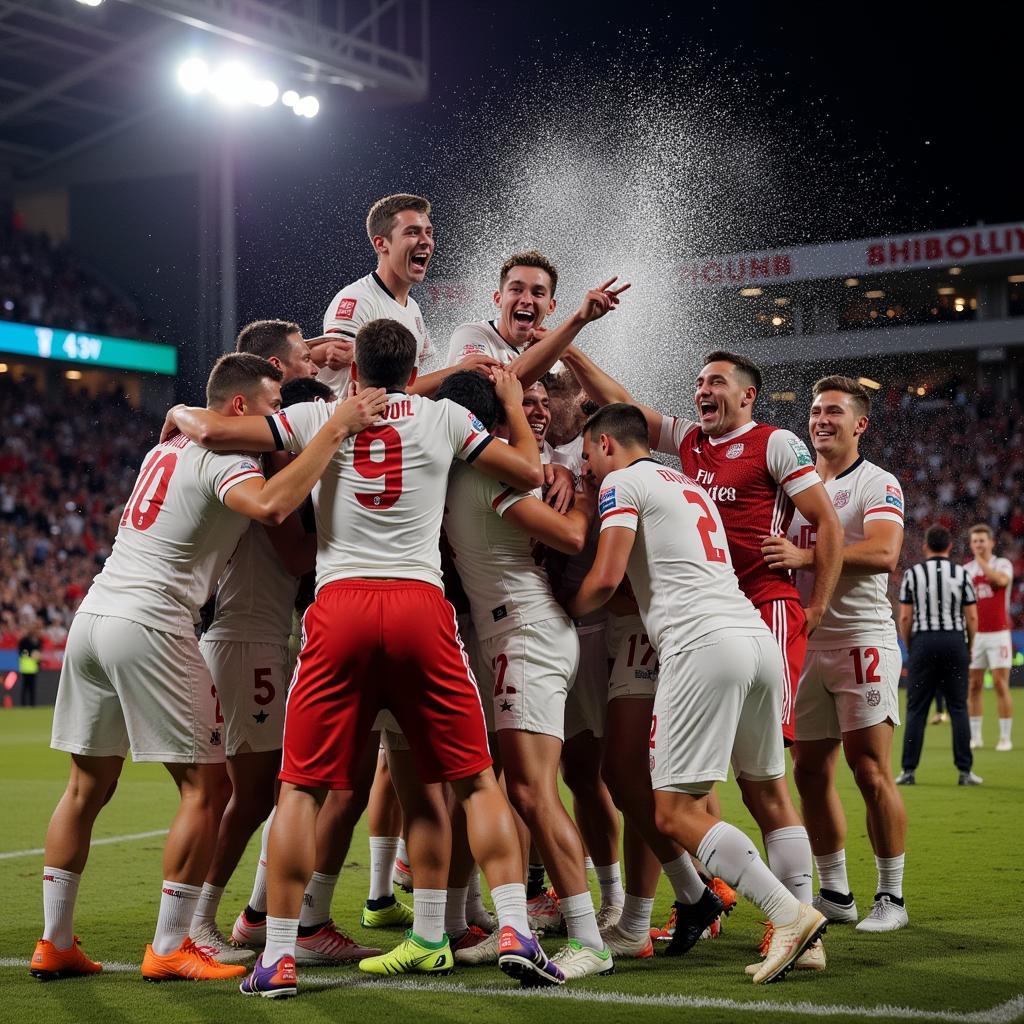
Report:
896,525,983,786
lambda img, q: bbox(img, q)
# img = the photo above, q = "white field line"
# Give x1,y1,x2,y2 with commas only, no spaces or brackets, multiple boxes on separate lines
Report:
1,959,1021,1024
0,830,168,861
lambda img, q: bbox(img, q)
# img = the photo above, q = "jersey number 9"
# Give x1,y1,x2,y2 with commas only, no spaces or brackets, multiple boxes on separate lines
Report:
353,425,404,511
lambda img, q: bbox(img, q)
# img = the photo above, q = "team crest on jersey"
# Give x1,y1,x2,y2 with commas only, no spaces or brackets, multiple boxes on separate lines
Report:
833,489,851,509
725,442,744,459
238,459,260,474
469,413,485,432
335,297,357,320
865,689,881,708
599,487,617,515
787,437,814,467
885,484,904,510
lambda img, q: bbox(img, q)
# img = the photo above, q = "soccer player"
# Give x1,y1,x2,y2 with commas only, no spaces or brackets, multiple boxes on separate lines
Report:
560,346,842,946
765,376,909,933
165,320,563,997
965,524,1015,751
569,404,828,984
235,318,319,380
31,354,386,982
439,371,615,979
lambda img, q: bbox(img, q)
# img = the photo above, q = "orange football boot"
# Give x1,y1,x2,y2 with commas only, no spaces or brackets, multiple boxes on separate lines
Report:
30,936,103,980
141,937,248,981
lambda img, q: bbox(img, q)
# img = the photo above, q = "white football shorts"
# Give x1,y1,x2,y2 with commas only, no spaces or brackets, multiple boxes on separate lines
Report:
564,617,610,740
970,630,1013,671
607,613,659,700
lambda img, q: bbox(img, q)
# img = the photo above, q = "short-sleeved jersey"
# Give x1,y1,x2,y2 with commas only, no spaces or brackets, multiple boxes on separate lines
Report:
321,272,434,397
269,393,492,591
78,434,263,637
659,417,822,608
443,463,565,641
964,556,1014,633
203,521,299,644
446,320,520,367
598,458,768,659
788,457,904,649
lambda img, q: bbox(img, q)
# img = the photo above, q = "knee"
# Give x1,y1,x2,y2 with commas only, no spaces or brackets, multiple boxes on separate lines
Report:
851,757,887,802
791,758,827,794
652,804,676,839
599,760,625,807
561,757,596,800
505,778,542,825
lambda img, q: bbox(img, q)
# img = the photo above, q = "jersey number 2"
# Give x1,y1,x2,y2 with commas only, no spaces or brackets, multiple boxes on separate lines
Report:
683,490,726,563
353,425,403,510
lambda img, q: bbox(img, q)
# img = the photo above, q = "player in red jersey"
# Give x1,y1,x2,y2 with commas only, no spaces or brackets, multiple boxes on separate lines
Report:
560,345,842,965
965,523,1015,751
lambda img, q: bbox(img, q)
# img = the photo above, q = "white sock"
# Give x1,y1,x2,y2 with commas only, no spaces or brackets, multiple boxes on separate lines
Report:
970,716,983,744
696,822,800,926
368,836,400,902
413,888,447,943
999,718,1013,743
491,881,529,934
300,870,339,928
765,826,813,903
559,891,603,950
875,854,905,900
662,854,706,904
264,916,298,964
190,882,224,933
445,886,469,936
152,880,202,955
584,855,595,873
248,807,273,913
814,849,850,895
466,870,488,921
594,862,625,910
616,893,654,939
397,837,409,864
42,866,80,949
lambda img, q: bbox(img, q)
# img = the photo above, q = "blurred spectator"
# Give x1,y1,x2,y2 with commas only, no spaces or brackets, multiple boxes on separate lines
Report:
17,630,40,707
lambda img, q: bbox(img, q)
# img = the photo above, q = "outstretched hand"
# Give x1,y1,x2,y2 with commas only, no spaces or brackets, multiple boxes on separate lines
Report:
577,276,631,323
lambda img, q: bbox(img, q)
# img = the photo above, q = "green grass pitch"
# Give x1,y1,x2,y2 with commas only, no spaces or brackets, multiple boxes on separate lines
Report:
1,694,1022,1024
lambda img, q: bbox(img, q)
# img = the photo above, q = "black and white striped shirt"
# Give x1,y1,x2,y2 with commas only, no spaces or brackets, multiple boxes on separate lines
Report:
899,557,976,633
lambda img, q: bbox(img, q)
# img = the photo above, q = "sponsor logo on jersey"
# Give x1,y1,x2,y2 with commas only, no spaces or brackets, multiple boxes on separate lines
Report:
726,442,744,459
599,487,617,515
469,414,485,431
833,489,851,509
461,344,487,356
415,316,424,335
885,494,904,509
865,688,881,707
335,296,358,320
492,605,508,623
787,437,814,467
238,459,260,473
886,484,901,498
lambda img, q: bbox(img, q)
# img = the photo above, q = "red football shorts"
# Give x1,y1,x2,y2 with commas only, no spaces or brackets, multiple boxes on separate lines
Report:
758,598,808,745
280,580,491,789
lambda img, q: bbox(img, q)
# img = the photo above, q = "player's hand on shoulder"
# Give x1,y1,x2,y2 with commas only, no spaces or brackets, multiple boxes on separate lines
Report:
160,404,186,443
760,534,810,571
544,463,576,513
334,385,389,433
458,352,502,378
492,366,524,407
577,276,631,323
309,336,353,370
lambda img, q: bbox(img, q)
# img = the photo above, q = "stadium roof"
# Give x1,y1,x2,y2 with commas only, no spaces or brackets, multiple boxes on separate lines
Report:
0,0,429,181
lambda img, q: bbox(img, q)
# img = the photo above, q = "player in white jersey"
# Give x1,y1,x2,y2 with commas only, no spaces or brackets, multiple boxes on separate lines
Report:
766,376,908,934
32,354,387,984
965,523,1015,751
166,320,565,995
569,404,827,985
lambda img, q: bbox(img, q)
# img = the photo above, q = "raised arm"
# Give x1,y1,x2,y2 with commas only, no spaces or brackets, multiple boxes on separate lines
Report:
568,526,636,618
468,368,544,491
503,488,595,556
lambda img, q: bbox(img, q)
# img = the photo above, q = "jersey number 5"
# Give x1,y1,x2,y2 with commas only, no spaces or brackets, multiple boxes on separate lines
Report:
683,490,726,563
121,451,178,531
353,425,403,511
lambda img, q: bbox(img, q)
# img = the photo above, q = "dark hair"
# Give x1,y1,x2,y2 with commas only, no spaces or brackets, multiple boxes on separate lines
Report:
280,377,334,407
354,318,418,390
582,402,649,447
499,250,558,297
703,349,763,395
435,371,503,430
206,353,282,407
235,319,301,362
925,524,952,552
813,374,871,417
366,193,431,242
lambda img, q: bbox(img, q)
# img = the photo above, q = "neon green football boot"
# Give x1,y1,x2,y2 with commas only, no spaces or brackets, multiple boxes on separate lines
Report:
357,931,454,976
360,896,415,929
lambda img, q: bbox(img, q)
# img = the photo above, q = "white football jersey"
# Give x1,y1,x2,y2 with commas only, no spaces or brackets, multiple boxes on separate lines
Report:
789,457,904,649
269,393,492,591
598,459,767,658
321,271,434,397
444,463,565,641
446,320,520,367
79,434,264,637
202,521,299,644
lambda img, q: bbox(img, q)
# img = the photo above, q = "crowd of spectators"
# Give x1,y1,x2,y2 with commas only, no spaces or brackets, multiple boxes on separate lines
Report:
0,226,151,340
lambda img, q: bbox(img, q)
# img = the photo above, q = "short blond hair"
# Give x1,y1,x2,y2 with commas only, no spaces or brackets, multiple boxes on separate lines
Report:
969,523,994,539
366,194,431,242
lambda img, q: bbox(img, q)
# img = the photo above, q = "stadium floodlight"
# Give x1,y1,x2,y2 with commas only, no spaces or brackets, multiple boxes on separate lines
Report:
177,57,210,95
281,90,300,108
208,61,252,106
248,79,280,107
74,0,104,6
739,287,762,297
296,95,320,118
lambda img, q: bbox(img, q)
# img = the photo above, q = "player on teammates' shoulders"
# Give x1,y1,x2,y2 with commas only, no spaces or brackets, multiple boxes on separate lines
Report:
764,376,909,933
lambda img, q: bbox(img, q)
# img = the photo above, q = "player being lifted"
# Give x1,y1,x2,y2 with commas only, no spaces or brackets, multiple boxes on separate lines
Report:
166,320,566,997
569,404,828,984
764,377,909,932
31,355,386,983
965,524,1015,751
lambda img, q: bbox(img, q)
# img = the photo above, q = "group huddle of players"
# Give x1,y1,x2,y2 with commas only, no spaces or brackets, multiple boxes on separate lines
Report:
31,193,919,998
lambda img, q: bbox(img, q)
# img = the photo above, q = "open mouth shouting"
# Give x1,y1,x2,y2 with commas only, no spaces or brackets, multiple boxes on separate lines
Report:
409,251,430,275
